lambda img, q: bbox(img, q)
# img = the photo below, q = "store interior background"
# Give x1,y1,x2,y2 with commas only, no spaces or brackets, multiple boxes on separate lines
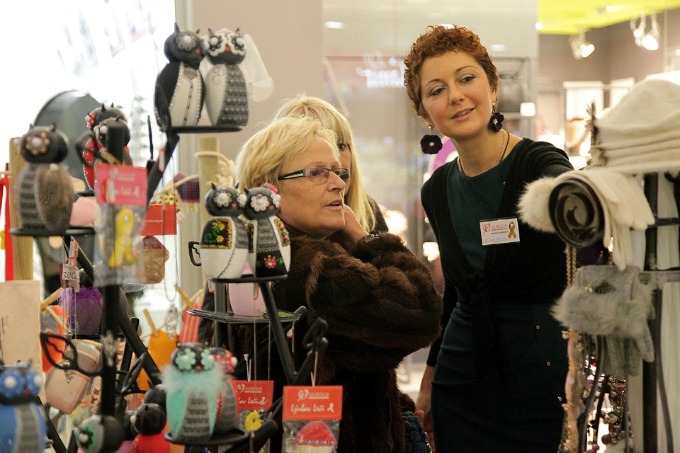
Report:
2,0,680,396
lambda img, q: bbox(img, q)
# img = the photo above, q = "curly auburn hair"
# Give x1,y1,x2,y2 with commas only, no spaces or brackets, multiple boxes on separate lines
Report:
403,25,499,120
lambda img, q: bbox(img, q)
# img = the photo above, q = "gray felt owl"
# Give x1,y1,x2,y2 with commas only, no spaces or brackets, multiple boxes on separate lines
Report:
201,28,249,127
239,186,290,277
16,124,74,235
199,183,249,279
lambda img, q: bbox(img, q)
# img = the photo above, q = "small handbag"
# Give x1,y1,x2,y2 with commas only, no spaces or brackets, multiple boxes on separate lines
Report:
552,264,654,377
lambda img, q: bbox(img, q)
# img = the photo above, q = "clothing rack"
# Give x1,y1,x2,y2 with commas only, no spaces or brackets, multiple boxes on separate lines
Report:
640,173,677,453
548,171,679,452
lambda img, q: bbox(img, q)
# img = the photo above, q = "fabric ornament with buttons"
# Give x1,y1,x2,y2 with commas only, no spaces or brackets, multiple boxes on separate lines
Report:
552,264,655,378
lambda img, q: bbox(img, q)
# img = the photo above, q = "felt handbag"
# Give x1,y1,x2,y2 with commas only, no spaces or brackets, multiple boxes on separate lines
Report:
44,339,102,414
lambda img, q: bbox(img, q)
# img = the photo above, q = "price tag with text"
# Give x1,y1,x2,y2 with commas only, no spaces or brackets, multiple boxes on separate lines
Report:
233,380,274,411
283,385,343,421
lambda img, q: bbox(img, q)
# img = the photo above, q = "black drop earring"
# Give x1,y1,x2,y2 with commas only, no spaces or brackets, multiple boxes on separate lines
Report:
420,126,442,154
488,103,504,132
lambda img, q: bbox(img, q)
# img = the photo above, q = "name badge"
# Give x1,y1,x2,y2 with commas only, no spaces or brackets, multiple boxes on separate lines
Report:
480,217,520,246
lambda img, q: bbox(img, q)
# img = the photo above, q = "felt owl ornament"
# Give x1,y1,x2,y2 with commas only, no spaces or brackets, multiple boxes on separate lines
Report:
199,183,249,279
154,23,205,132
163,343,223,442
0,360,47,453
210,347,239,435
15,123,74,235
201,28,249,127
240,186,291,277
74,415,125,453
74,104,132,190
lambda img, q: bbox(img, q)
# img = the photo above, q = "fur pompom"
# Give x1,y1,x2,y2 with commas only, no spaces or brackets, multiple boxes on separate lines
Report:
36,164,74,233
518,177,558,232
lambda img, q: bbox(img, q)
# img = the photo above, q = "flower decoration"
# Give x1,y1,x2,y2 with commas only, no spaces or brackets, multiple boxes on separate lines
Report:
24,132,49,155
214,190,232,208
176,32,199,52
264,256,277,269
200,349,215,370
237,192,248,208
206,32,223,52
250,194,270,212
271,192,281,208
174,348,197,371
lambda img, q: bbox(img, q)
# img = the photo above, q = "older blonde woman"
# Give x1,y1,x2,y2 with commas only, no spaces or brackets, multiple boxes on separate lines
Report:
231,115,441,452
273,94,387,234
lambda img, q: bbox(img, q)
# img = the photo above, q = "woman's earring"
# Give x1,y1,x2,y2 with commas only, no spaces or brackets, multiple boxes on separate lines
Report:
488,103,504,133
420,126,442,154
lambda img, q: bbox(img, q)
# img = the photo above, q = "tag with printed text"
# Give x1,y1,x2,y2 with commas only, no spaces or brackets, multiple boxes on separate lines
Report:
283,385,343,421
480,217,520,246
233,380,274,411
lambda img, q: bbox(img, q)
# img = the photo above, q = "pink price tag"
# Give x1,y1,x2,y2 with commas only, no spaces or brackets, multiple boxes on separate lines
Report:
95,163,147,206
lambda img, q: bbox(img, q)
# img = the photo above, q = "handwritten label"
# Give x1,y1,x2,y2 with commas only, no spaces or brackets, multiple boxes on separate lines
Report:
233,380,274,411
283,385,343,421
95,163,147,206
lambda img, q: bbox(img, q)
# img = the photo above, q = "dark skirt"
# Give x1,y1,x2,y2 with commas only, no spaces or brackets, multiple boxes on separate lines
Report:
431,301,567,453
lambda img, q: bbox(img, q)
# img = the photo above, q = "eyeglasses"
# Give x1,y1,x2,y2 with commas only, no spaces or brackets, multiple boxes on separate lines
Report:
278,167,350,184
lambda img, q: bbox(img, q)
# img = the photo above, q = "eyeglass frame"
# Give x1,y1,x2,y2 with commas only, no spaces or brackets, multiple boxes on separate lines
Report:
277,167,350,184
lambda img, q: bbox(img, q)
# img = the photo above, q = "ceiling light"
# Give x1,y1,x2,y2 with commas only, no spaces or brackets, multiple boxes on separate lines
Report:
324,21,345,30
630,12,660,51
569,28,595,60
642,13,660,50
630,14,646,46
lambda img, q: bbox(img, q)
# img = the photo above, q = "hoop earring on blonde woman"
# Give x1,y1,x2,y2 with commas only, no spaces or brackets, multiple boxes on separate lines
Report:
488,103,505,133
421,126,443,154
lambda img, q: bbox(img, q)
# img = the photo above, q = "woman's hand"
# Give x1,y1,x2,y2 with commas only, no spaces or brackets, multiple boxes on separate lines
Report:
328,203,367,250
416,365,436,452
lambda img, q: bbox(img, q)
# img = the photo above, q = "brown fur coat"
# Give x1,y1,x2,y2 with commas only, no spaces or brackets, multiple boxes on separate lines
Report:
229,231,442,452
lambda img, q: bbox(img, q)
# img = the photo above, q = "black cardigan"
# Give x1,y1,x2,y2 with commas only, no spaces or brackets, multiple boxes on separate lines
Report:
421,139,573,366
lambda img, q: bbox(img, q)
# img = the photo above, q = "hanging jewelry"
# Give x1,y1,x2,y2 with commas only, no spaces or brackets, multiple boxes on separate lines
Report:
420,126,443,154
457,129,509,177
488,102,505,132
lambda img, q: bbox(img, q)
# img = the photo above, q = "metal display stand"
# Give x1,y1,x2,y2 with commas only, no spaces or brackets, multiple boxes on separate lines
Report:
160,129,328,452
640,173,676,453
25,123,329,452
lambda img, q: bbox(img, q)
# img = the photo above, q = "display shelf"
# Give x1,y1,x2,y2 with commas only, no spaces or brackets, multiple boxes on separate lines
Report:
10,226,95,236
188,308,300,325
163,125,242,134
165,429,248,447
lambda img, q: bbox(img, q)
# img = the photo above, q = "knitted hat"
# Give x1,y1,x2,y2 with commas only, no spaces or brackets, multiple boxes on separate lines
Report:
597,78,680,150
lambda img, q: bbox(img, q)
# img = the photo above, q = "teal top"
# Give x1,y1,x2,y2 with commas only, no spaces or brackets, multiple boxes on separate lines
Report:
448,150,518,272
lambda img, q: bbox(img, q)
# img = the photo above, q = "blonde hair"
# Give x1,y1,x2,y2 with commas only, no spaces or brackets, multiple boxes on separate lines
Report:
273,94,377,232
236,115,338,190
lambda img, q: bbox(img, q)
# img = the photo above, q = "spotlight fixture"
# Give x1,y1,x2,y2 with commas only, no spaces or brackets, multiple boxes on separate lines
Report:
630,12,660,51
569,28,595,60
